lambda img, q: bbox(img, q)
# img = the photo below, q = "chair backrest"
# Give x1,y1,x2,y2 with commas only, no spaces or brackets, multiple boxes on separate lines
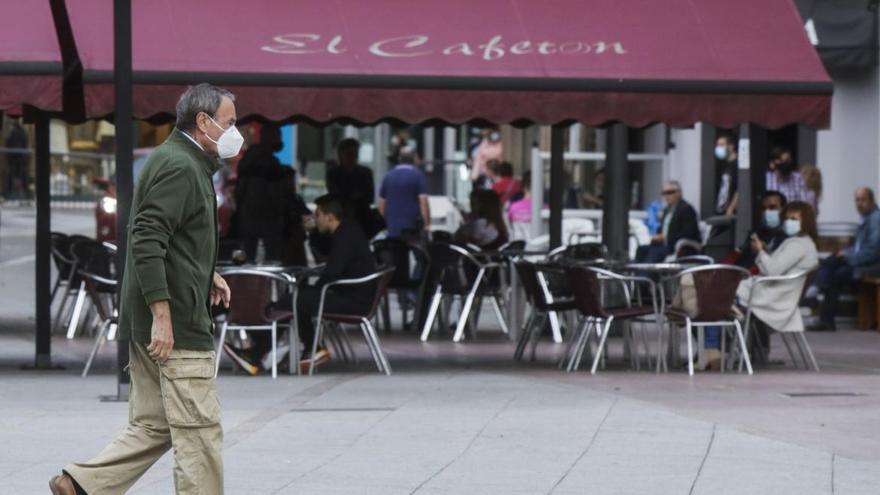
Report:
550,242,607,263
566,264,604,317
50,232,75,278
513,261,542,307
364,267,397,319
500,240,526,253
431,230,454,243
223,270,289,326
70,240,118,320
679,264,749,321
71,239,116,291
371,238,429,289
426,241,479,295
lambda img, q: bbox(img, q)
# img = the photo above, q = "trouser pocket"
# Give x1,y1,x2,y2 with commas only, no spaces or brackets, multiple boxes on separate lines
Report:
159,354,220,428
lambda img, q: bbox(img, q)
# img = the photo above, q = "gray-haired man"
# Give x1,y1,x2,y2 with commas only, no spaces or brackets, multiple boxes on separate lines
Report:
50,83,238,495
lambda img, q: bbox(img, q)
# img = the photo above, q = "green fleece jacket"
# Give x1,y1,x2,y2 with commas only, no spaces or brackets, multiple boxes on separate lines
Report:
118,129,221,351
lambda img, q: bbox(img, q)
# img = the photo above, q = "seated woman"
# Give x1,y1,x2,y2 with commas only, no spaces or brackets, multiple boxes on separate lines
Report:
701,201,819,369
455,189,509,250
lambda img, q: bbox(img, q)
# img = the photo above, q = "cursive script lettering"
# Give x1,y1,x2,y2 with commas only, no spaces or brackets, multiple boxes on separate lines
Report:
442,42,474,56
369,35,431,57
263,34,626,59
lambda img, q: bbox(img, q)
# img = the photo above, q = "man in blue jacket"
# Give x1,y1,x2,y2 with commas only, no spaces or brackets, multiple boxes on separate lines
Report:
812,187,880,331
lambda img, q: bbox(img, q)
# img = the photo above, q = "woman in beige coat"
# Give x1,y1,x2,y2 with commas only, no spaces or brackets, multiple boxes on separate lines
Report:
736,201,819,332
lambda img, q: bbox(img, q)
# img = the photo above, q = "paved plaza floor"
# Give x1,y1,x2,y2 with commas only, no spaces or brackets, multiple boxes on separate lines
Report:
2,207,879,493
0,325,878,494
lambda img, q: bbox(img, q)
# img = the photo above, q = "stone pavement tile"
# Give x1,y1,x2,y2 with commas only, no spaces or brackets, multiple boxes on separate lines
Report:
831,456,880,495
693,428,831,495
552,453,705,495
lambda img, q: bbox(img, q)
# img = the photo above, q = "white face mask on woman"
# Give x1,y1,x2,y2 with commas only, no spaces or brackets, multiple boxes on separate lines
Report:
205,116,244,159
783,219,801,236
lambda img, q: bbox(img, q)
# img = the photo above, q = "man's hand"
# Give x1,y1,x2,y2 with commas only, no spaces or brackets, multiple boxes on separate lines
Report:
652,233,664,243
147,300,174,362
750,234,765,253
211,272,231,308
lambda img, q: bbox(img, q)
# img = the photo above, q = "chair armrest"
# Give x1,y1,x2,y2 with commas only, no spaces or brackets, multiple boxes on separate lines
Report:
319,268,395,296
78,270,117,287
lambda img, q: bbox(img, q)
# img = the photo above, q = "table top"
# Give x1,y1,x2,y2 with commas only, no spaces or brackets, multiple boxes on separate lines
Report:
623,262,694,272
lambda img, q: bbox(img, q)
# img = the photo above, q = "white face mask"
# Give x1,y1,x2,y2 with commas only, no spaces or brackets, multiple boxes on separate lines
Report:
783,219,801,236
763,209,780,228
205,116,244,159
714,145,728,161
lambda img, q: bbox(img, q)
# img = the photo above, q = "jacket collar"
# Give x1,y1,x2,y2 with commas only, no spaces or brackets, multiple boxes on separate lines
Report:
168,128,223,176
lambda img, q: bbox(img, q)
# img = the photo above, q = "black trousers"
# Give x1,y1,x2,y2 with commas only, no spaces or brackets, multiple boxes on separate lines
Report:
296,287,369,355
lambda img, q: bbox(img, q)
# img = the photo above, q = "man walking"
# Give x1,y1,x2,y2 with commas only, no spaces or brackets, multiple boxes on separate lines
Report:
50,83,238,495
378,147,431,240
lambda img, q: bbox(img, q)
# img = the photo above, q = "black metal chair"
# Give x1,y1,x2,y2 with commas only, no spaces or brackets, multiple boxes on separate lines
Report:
53,234,94,337
371,238,430,332
420,243,509,342
309,267,397,375
57,235,101,339
513,261,576,361
75,241,118,377
564,265,662,374
214,269,296,379
663,264,753,376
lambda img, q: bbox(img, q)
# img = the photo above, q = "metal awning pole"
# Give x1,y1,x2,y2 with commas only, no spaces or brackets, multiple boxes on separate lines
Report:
549,125,565,248
603,123,630,260
33,110,53,369
108,0,132,402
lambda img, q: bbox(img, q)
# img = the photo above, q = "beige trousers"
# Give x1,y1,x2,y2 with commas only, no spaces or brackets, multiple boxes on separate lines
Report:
66,342,223,494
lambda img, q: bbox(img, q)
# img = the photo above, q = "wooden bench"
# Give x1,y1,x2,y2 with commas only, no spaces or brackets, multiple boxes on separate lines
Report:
857,277,880,331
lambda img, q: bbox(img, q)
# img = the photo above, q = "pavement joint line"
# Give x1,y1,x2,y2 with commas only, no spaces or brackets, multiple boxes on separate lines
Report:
547,398,617,494
688,423,717,495
270,402,399,494
409,395,517,495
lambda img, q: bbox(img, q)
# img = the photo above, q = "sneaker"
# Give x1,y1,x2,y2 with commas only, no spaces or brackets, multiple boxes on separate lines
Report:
261,343,290,371
299,348,331,372
223,344,260,376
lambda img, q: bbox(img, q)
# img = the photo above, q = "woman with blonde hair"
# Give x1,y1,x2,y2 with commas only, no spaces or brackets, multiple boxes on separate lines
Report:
799,164,822,214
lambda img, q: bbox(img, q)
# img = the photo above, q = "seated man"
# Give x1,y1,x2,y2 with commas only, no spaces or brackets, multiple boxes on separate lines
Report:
296,194,378,368
637,181,701,262
811,187,880,331
726,190,788,271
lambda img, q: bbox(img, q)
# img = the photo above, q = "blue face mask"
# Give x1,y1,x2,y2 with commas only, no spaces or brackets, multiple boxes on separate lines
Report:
714,145,728,161
763,209,780,228
783,219,801,236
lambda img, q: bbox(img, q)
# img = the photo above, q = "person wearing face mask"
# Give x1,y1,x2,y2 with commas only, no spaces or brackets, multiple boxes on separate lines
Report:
727,190,788,271
766,146,814,207
810,187,880,331
470,127,503,187
708,201,819,369
736,202,819,331
714,133,739,215
51,84,235,495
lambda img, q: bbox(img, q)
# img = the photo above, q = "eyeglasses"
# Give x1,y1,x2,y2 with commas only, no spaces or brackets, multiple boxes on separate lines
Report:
661,190,679,196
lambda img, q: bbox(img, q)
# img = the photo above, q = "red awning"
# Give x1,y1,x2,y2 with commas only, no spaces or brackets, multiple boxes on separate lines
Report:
66,0,832,128
0,1,64,113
